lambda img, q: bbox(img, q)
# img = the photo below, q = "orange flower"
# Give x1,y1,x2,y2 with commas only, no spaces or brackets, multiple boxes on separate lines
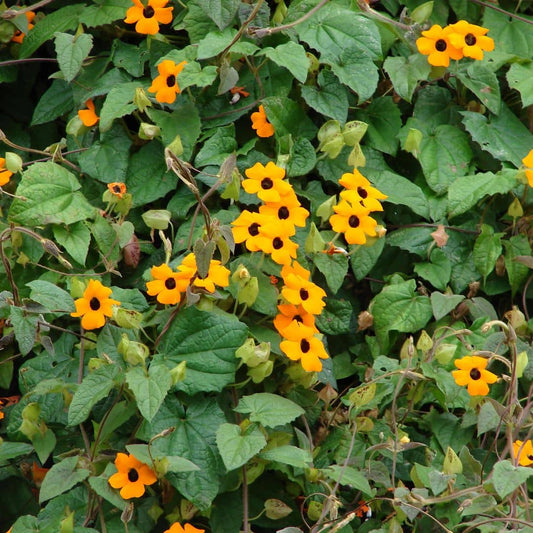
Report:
243,161,292,203
231,210,272,252
281,262,326,315
338,169,387,212
108,452,157,499
148,59,187,104
251,105,275,138
230,86,250,98
146,263,190,305
0,158,13,187
177,253,230,293
259,190,309,228
163,523,205,533
11,10,35,44
78,99,99,127
451,355,497,396
107,182,127,199
512,440,533,467
329,199,378,245
71,279,120,330
0,410,4,420
522,149,533,187
416,24,463,67
355,500,370,518
280,335,329,372
447,20,494,60
274,303,319,340
124,0,173,35
32,462,49,487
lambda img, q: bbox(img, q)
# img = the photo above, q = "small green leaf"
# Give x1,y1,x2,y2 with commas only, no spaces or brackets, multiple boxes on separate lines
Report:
53,222,91,266
301,69,349,123
199,0,240,30
430,292,465,321
313,252,348,294
456,63,501,114
234,393,305,428
0,442,33,465
80,0,132,28
99,82,138,132
216,423,267,471
262,96,317,140
504,235,531,296
9,306,39,356
383,54,431,103
506,63,533,107
39,456,90,503
473,224,503,281
54,32,93,83
31,80,74,126
260,445,313,468
414,248,452,291
324,465,373,496
477,401,500,435
261,41,310,83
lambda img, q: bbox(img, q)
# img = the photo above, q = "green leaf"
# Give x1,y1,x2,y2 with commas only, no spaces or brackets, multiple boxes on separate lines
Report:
456,63,501,114
313,252,348,293
178,62,218,90
419,125,472,194
19,4,84,59
383,54,431,103
9,306,39,356
216,423,267,471
26,280,75,313
262,96,317,140
490,460,533,499
447,169,517,218
182,1,219,43
125,363,172,422
461,104,533,167
301,68,349,123
68,365,120,426
413,248,451,291
196,28,236,59
324,465,373,497
199,0,240,30
0,441,33,465
79,0,132,28
261,41,310,83
54,32,93,83
260,445,313,468
158,307,248,395
9,162,95,226
287,138,317,178
506,63,533,107
316,299,353,335
194,125,237,167
53,222,91,266
39,456,90,503
482,8,533,59
32,427,56,464
89,471,126,511
111,40,149,77
430,292,465,321
31,80,74,126
504,235,531,296
473,224,503,281
387,227,433,257
99,81,138,132
234,393,305,428
477,401,500,435
350,237,385,280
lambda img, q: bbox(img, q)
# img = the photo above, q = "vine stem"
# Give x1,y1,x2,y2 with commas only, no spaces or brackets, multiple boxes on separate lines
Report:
1,0,54,18
467,0,533,25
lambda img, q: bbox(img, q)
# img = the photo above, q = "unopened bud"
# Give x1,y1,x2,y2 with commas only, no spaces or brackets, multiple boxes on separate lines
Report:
342,121,367,146
138,122,160,140
114,307,143,330
134,87,152,113
170,361,187,385
237,276,258,306
304,222,326,254
435,343,457,365
232,264,250,285
5,151,23,173
142,210,172,230
264,499,292,520
118,334,149,365
247,359,273,383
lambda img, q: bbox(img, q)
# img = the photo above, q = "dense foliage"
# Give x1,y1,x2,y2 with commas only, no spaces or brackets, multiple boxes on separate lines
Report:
0,0,533,532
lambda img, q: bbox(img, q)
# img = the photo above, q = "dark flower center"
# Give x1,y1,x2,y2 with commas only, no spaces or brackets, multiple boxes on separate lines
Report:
166,75,176,87
89,297,101,311
113,185,121,193
469,368,481,380
143,6,155,18
348,215,360,228
278,206,289,219
128,468,139,482
273,237,283,249
294,315,303,324
300,339,310,353
165,278,176,290
435,39,447,52
261,178,273,190
299,288,309,301
528,454,533,460
357,186,368,199
465,33,477,46
248,222,260,236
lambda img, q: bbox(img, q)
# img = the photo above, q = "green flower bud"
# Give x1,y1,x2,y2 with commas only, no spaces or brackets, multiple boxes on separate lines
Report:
416,330,433,355
237,276,259,307
138,122,160,140
304,222,326,254
320,133,344,159
317,120,341,143
19,403,41,439
118,334,149,366
114,307,143,330
307,501,323,522
166,134,184,158
5,151,23,173
404,128,423,158
66,115,85,137
236,339,270,368
435,343,457,365
231,264,251,286
134,87,152,113
247,359,273,383
264,499,292,520
170,361,187,385
142,209,172,230
316,197,336,225
347,143,366,167
410,1,433,24
70,277,87,299
88,358,106,371
306,52,320,75
342,120,368,146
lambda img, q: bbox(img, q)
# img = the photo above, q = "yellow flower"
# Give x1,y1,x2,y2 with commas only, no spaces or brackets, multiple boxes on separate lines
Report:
280,335,329,372
451,355,497,396
107,182,127,199
259,190,309,228
281,262,326,315
124,0,173,35
231,210,272,252
163,523,205,533
0,158,13,187
71,279,120,330
338,169,387,212
447,20,494,60
416,24,463,67
11,10,35,44
177,253,230,293
146,263,191,305
329,199,377,245
251,104,274,138
108,453,157,499
274,303,319,340
78,99,99,127
512,440,533,467
148,59,187,104
243,162,292,203
522,149,533,187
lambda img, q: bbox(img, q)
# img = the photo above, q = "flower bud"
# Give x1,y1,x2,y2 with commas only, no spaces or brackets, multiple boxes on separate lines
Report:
304,222,326,254
70,277,87,299
404,128,423,158
342,120,368,146
114,307,143,330
118,334,149,366
247,359,273,383
134,87,152,113
435,343,457,365
320,133,344,159
231,264,250,285
347,143,365,167
264,499,292,520
88,358,106,371
236,339,270,368
138,122,160,140
5,151,23,173
316,197,336,225
142,209,172,230
66,115,85,137
317,119,341,143
166,134,184,158
237,276,259,307
170,361,187,385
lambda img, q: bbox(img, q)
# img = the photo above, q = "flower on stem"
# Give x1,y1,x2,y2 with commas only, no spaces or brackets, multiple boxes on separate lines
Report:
177,253,230,293
259,190,309,228
512,440,533,467
108,182,127,199
124,0,173,35
71,279,120,330
78,99,99,127
451,355,497,396
146,263,190,305
280,335,329,372
329,199,378,245
243,161,292,203
148,59,187,104
231,210,272,252
163,523,205,533
108,452,157,499
0,158,13,187
11,11,35,44
447,20,494,60
251,105,275,138
257,224,299,265
416,24,463,67
281,262,326,315
274,304,319,340
522,149,533,187
338,169,387,212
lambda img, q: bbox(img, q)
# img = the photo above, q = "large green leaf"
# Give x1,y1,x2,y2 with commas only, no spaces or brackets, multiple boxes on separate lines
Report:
383,54,431,103
31,80,74,126
456,63,501,115
324,465,374,497
234,393,305,428
216,423,267,471
262,96,317,140
26,280,75,313
504,235,531,296
79,0,132,28
99,82,139,132
413,248,452,291
158,307,248,395
473,224,503,281
9,162,94,226
199,0,240,30
39,456,90,503
490,460,533,498
261,41,310,83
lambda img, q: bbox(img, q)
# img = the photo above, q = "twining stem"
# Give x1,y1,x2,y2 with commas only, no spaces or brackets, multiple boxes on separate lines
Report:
0,58,58,67
1,0,54,18
220,0,265,58
467,0,533,25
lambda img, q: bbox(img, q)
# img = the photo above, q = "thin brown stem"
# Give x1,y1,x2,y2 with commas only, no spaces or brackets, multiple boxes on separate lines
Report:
467,0,533,25
220,0,265,58
2,0,54,18
0,58,58,67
